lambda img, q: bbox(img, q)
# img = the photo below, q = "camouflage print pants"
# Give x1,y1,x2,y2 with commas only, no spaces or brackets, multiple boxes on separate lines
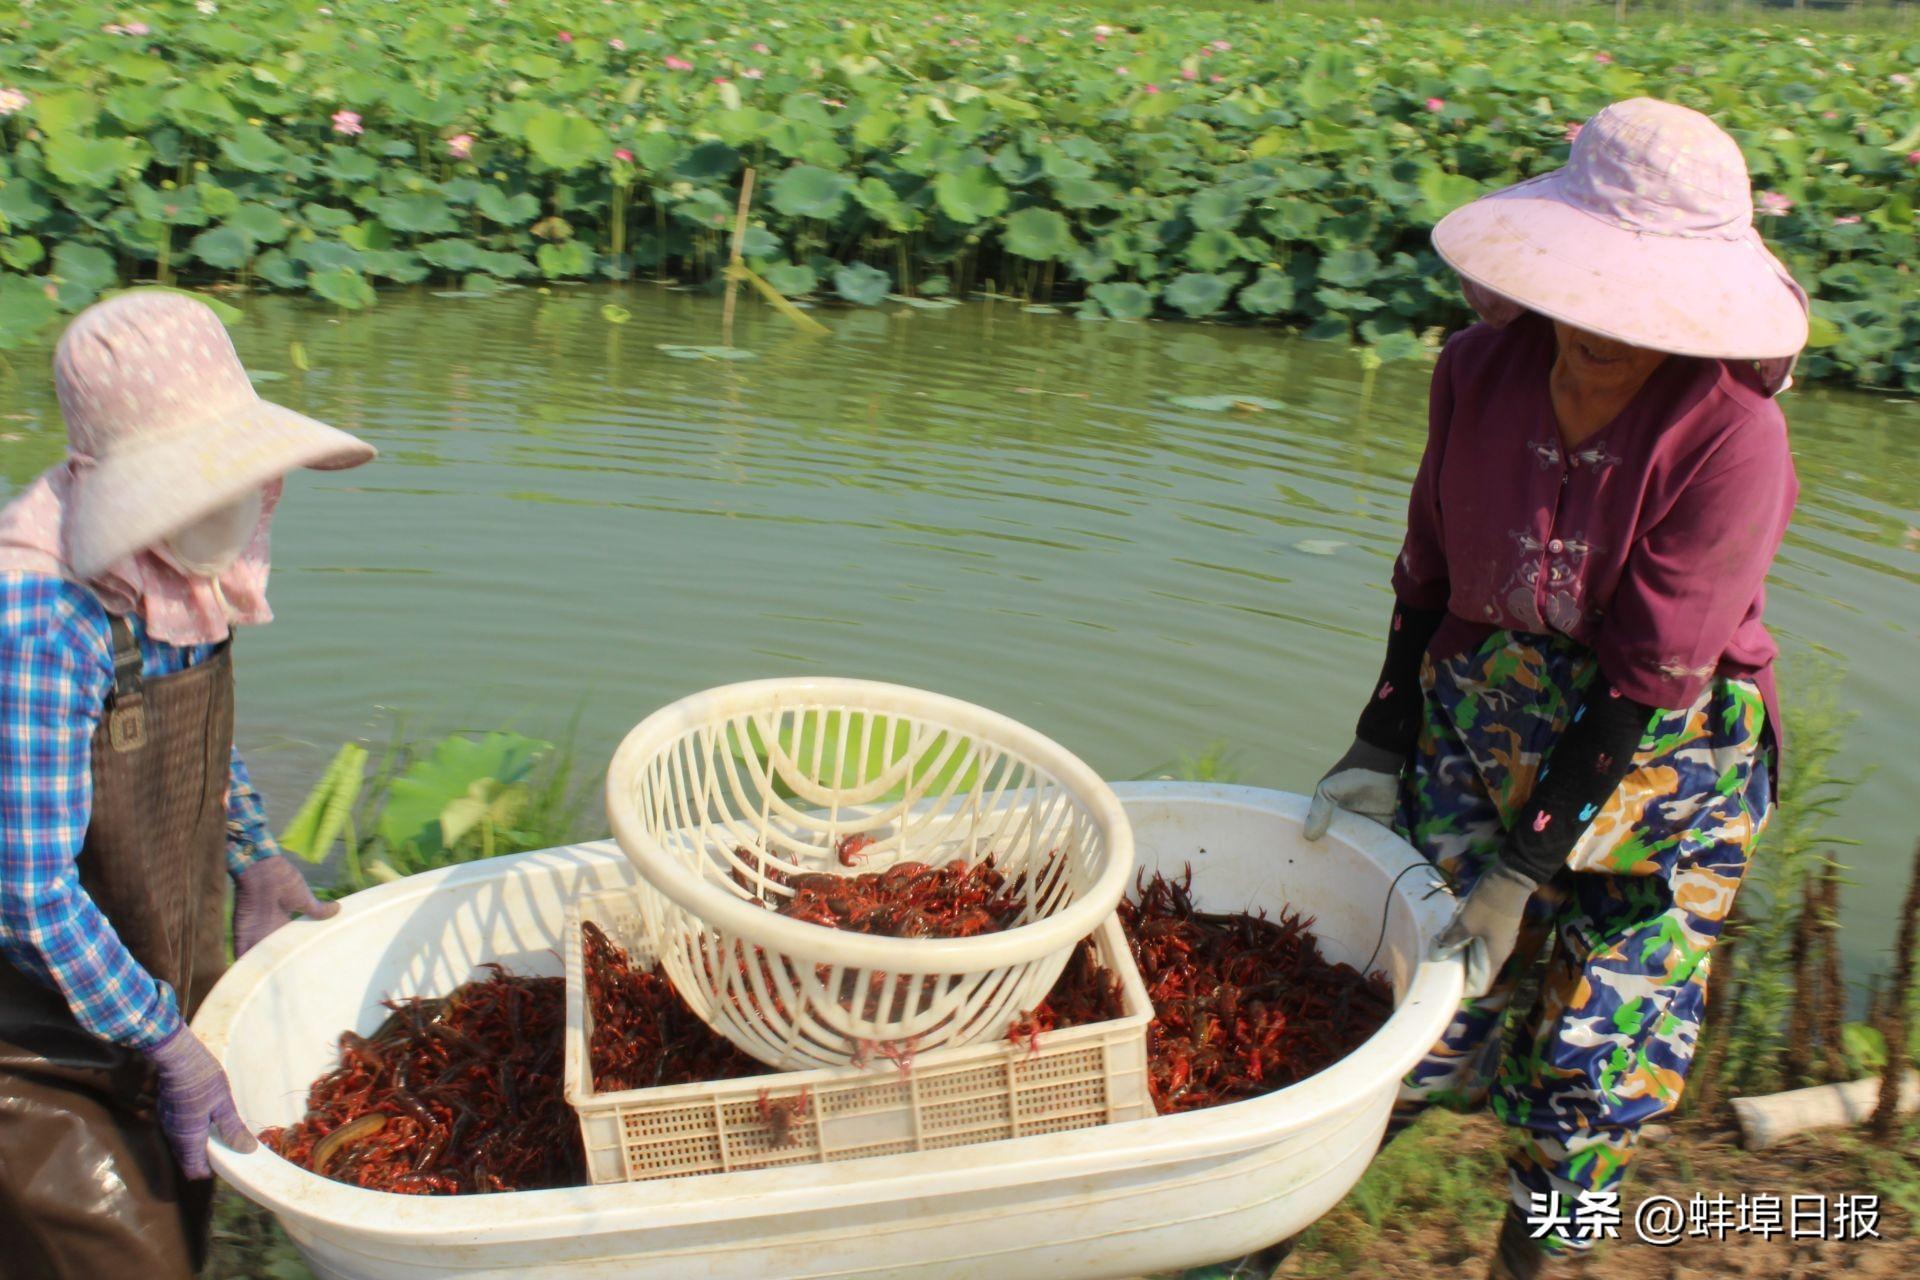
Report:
1389,630,1772,1255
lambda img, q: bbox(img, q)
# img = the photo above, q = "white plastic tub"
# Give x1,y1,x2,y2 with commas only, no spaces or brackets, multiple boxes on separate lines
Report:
195,783,1463,1280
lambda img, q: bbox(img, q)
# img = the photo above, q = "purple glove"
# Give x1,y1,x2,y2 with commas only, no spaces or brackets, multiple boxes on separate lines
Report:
144,1023,257,1178
233,855,340,956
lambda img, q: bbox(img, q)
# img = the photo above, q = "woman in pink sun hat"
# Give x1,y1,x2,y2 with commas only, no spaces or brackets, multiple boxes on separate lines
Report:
0,289,374,1279
1300,99,1807,1279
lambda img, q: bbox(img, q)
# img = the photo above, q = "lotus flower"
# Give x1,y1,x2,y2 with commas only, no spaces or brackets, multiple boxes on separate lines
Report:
1892,73,1913,88
330,109,363,136
1757,191,1793,217
1181,67,1197,80
664,55,694,71
447,133,474,159
557,30,573,45
613,148,635,163
1833,215,1861,226
753,42,770,53
197,0,218,13
0,88,28,118
1425,97,1445,113
742,67,764,80
1593,51,1613,64
608,38,626,52
1211,40,1231,51
1564,121,1583,143
1144,83,1161,95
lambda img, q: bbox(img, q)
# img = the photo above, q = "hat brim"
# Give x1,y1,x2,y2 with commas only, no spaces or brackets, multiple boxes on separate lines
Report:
65,396,375,580
1432,173,1808,362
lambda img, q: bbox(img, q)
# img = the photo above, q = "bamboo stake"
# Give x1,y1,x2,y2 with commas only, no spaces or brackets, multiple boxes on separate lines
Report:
722,167,756,348
1870,838,1920,1138
717,167,830,340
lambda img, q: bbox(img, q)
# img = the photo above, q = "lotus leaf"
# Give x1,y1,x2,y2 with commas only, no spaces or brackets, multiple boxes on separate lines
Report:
833,261,891,306
770,165,853,220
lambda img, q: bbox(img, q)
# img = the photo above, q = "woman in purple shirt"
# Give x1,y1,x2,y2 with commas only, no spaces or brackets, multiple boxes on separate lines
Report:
1302,100,1807,1279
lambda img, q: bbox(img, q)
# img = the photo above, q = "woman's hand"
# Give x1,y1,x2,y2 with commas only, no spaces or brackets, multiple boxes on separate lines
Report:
143,1024,257,1178
232,855,339,957
1433,862,1540,999
1302,738,1404,840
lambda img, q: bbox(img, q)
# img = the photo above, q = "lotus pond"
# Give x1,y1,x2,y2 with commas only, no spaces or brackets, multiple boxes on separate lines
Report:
0,284,1915,984
1,0,1918,388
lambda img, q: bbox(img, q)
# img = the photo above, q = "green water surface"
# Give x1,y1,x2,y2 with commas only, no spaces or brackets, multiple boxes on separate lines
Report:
2,287,1914,981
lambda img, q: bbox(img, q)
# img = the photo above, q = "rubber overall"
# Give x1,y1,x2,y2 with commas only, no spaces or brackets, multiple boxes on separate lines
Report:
0,615,234,1280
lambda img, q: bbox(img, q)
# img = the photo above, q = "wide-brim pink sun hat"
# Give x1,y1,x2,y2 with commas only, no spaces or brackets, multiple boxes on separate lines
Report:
54,289,375,581
1432,97,1809,363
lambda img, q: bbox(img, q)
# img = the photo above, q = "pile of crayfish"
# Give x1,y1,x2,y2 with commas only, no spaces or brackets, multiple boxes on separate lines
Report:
260,966,584,1194
582,919,767,1092
1004,934,1127,1052
735,836,1033,939
1119,869,1393,1114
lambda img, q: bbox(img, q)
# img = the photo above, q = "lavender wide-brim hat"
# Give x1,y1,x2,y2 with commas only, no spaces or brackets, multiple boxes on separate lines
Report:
1432,98,1809,362
55,290,375,580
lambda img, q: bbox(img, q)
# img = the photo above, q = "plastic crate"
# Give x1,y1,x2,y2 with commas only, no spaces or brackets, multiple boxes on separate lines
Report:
563,887,1155,1184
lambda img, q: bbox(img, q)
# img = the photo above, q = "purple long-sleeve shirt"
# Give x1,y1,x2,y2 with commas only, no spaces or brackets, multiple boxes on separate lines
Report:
1392,314,1796,744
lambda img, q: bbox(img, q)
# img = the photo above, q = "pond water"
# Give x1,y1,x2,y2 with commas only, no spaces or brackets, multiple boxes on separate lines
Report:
2,287,1915,983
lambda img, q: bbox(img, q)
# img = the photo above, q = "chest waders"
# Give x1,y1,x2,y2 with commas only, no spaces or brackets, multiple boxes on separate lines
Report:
0,617,234,1280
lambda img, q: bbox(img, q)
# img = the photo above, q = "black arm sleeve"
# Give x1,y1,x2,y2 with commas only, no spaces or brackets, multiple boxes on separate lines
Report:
1352,603,1447,759
1500,684,1660,884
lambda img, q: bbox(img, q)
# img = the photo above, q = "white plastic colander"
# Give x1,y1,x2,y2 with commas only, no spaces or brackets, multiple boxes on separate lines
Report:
603,678,1134,1071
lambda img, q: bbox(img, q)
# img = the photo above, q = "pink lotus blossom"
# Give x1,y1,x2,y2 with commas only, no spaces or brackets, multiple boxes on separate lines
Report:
1180,67,1197,81
1593,51,1613,64
1757,191,1793,217
712,75,730,85
1822,110,1839,120
446,132,474,159
557,30,573,45
1564,121,1583,143
1093,23,1113,35
742,67,764,79
613,148,635,163
1144,83,1160,95
1094,32,1107,43
664,55,694,71
1892,73,1913,87
1833,215,1861,225
1209,74,1224,84
1115,66,1130,76
752,42,769,54
1016,34,1031,43
608,38,625,51
1425,97,1445,113
1211,40,1231,51
330,109,363,136
1199,47,1213,58
125,21,151,35
1908,150,1920,165
0,88,28,118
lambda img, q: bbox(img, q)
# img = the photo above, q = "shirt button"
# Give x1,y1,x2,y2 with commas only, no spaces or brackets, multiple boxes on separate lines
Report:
1548,538,1565,554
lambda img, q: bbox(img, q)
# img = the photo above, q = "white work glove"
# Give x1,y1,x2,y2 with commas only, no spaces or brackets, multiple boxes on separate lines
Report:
1433,862,1540,999
1302,738,1403,841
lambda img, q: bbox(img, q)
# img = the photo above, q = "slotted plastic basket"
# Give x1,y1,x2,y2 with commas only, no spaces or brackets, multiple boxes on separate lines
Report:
603,677,1135,1070
563,887,1154,1183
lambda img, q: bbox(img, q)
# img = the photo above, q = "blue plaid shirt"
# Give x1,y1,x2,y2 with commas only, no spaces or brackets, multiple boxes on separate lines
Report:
0,573,281,1050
